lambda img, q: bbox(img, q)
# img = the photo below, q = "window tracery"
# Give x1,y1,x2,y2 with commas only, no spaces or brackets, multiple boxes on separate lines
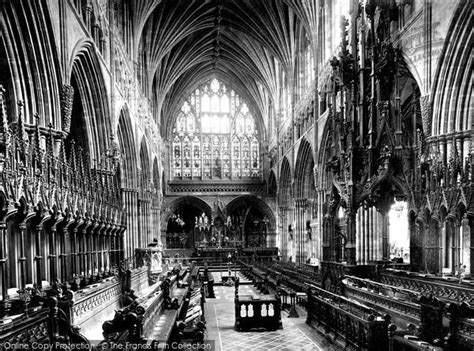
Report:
171,79,260,180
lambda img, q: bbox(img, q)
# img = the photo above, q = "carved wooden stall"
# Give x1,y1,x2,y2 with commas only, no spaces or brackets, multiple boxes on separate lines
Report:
377,270,474,304
171,285,206,344
100,267,182,347
0,87,126,318
0,288,91,350
306,283,390,351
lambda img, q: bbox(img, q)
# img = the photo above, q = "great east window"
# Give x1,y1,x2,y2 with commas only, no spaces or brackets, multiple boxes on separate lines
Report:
171,79,260,180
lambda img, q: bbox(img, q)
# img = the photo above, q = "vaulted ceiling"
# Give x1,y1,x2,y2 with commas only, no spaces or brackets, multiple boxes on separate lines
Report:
132,0,318,135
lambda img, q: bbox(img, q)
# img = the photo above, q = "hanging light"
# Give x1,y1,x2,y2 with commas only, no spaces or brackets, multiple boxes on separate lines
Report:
176,214,185,227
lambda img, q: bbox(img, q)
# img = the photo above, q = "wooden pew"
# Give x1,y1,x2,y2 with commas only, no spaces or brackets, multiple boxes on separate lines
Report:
341,275,462,347
202,267,215,298
171,286,206,344
100,268,182,348
305,283,390,351
342,275,421,327
378,270,474,305
446,302,474,351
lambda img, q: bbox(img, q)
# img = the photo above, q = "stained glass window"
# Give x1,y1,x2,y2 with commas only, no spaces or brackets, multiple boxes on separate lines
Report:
171,78,261,180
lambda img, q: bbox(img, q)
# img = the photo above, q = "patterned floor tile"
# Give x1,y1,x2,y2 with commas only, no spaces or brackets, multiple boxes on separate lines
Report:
204,286,335,351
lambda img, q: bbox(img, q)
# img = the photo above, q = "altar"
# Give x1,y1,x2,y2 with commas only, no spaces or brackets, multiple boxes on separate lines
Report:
194,211,244,248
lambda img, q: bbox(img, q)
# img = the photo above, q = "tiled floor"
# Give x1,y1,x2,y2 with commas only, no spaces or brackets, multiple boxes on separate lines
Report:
205,286,338,351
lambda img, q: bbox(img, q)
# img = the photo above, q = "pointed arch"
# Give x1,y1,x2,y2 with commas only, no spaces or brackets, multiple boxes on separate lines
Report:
279,157,292,206
226,195,276,232
431,0,473,136
117,105,136,188
267,170,277,196
0,0,62,125
161,195,212,230
68,39,110,160
294,138,315,199
139,138,151,190
152,158,160,191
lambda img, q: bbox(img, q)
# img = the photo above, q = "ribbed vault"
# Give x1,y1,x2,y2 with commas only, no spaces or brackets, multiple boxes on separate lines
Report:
136,0,316,136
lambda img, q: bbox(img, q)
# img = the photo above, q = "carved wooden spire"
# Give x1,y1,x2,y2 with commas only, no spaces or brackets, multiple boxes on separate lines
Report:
0,85,11,157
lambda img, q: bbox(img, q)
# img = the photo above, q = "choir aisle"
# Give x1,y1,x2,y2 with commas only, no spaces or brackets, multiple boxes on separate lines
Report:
204,285,336,351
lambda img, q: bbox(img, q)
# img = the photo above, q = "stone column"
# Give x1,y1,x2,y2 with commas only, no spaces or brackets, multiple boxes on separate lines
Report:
295,199,307,264
91,223,98,277
279,206,288,259
0,222,8,300
70,226,78,277
59,226,68,283
146,200,152,245
152,205,160,243
287,206,295,261
103,227,110,272
462,215,471,275
345,209,357,265
34,224,43,289
122,188,138,263
381,211,389,260
18,223,27,288
356,209,362,264
80,225,87,276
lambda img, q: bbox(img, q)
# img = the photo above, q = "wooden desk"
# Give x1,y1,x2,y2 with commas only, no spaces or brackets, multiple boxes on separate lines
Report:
234,294,283,331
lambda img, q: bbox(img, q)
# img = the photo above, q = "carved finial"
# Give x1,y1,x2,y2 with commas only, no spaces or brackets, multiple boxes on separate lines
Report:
69,139,77,179
77,145,84,185
16,100,26,142
60,85,74,133
46,122,54,158
58,137,67,166
0,85,11,154
33,113,43,167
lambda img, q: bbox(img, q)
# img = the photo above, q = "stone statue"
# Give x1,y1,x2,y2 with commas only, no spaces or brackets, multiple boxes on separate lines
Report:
148,238,162,274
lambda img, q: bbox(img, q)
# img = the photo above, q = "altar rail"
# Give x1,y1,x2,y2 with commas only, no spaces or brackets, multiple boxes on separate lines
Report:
305,283,390,351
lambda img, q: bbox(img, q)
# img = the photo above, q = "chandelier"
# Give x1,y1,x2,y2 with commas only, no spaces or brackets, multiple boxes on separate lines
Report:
172,213,185,227
195,212,210,230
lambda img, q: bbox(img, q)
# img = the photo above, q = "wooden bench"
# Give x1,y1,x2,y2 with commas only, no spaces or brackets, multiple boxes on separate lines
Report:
305,283,390,351
378,270,474,304
172,287,206,343
342,275,421,328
